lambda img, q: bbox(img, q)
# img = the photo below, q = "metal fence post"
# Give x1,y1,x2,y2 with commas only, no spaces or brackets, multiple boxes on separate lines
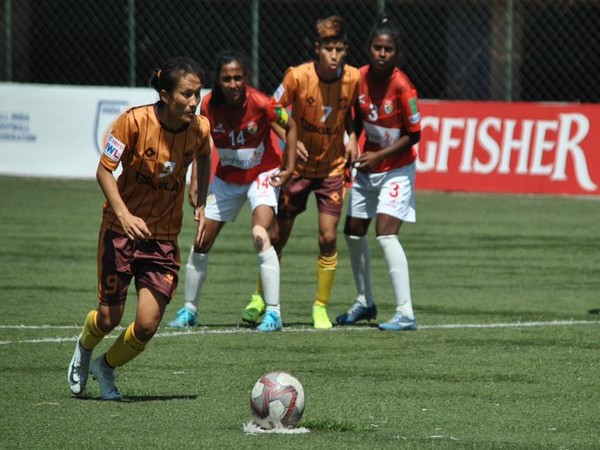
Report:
128,0,136,87
251,0,260,88
4,0,12,81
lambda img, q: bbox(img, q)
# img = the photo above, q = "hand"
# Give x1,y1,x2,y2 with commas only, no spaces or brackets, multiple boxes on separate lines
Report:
118,213,152,241
353,151,382,172
269,168,293,188
296,141,308,162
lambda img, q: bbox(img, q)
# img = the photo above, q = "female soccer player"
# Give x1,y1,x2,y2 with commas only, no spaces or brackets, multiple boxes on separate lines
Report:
335,16,421,331
243,15,360,329
67,57,212,400
167,50,297,332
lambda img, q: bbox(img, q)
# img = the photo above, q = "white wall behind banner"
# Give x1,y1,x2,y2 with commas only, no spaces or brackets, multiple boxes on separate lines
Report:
0,83,159,179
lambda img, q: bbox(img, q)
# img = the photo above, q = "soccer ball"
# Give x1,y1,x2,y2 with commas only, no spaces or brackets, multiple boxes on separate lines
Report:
250,371,305,429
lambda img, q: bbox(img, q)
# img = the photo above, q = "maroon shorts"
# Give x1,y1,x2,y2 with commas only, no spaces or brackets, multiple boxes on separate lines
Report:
278,174,345,219
97,228,180,305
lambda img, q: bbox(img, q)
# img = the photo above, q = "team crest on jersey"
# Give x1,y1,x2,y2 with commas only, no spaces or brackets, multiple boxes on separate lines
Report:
160,161,176,178
247,120,258,135
144,148,156,158
383,100,394,115
306,97,315,106
104,134,125,162
213,122,225,134
358,94,366,105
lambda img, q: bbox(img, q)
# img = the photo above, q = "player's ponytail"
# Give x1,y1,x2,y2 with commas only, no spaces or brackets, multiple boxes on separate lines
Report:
149,56,204,96
368,14,401,49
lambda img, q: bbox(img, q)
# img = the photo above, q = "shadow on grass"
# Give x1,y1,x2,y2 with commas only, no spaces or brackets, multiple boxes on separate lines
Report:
76,394,198,402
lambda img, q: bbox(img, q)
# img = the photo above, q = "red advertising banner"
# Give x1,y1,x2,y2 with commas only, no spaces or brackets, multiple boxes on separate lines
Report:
416,101,600,196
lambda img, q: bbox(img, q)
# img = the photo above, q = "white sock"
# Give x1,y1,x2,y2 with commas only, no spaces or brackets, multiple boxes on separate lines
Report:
258,246,280,314
344,234,374,307
377,235,414,318
183,247,208,313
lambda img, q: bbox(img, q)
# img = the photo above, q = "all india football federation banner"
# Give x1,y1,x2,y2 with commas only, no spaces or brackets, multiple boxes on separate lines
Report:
0,83,598,196
416,100,600,196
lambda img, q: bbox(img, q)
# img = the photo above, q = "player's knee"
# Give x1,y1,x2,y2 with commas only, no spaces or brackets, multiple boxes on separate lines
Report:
252,225,271,252
95,310,121,334
133,321,158,342
318,229,337,249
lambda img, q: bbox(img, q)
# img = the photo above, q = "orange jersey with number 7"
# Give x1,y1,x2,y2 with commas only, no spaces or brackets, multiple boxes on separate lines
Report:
274,61,360,178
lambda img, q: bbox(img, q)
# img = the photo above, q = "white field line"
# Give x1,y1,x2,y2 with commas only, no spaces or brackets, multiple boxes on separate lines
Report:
0,319,598,346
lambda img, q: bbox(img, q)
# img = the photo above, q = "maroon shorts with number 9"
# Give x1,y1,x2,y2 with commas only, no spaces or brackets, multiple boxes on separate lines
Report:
97,228,180,305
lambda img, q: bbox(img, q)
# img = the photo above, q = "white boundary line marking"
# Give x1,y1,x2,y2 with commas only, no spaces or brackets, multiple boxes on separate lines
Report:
0,319,597,346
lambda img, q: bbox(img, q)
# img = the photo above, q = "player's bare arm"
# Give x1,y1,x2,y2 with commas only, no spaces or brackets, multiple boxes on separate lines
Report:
188,158,198,208
355,131,420,171
344,112,358,166
96,162,152,241
270,116,298,187
193,150,211,247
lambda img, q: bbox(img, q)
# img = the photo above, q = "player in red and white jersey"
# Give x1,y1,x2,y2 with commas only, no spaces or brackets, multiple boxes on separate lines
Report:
243,15,360,329
335,16,422,331
68,57,212,400
167,50,297,332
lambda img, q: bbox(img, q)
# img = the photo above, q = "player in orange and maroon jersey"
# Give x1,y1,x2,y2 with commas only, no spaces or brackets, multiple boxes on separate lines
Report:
244,15,360,329
67,57,212,400
166,50,297,332
335,16,421,331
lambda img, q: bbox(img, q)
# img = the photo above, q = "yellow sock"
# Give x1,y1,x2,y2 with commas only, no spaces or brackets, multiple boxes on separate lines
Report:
105,322,146,368
80,310,107,351
315,253,337,307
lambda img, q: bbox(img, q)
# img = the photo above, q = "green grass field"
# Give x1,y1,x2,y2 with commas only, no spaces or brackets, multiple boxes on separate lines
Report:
0,175,598,449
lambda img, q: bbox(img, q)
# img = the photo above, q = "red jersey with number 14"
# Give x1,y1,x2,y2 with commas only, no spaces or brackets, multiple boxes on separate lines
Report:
356,65,421,173
201,86,286,185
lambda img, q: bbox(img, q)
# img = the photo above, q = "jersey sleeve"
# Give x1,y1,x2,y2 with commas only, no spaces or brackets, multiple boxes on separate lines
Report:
400,89,421,133
100,111,134,171
273,67,296,108
268,98,289,128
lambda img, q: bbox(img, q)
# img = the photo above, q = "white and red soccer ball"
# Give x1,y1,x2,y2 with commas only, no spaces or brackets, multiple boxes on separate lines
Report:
250,371,305,429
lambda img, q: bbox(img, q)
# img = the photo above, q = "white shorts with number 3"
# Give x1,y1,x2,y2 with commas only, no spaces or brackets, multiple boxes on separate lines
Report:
205,168,280,223
347,163,416,222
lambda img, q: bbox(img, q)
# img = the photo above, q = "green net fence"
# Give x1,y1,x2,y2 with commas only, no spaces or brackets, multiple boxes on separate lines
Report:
1,0,598,102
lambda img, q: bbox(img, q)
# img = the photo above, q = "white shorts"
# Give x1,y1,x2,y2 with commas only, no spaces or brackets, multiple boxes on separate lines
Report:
205,168,280,223
347,163,416,222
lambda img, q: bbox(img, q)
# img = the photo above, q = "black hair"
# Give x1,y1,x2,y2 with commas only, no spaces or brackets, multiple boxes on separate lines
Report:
209,50,250,107
368,15,401,49
149,56,204,95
